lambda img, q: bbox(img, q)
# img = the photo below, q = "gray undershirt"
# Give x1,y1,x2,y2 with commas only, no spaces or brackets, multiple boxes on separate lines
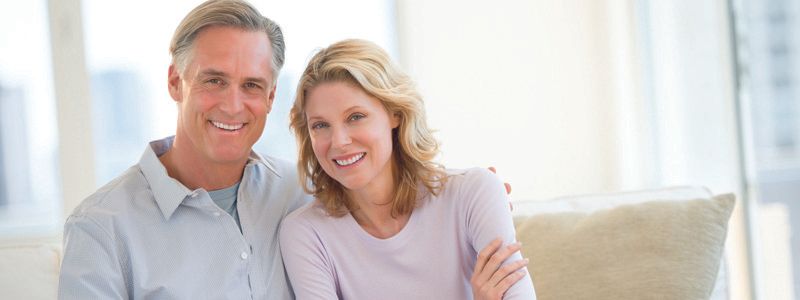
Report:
208,182,242,232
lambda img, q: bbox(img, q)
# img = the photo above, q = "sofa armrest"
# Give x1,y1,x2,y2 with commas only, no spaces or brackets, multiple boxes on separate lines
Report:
0,239,61,300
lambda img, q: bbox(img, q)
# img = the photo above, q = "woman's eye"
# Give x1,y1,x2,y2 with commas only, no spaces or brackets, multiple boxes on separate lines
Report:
349,113,365,121
311,122,329,130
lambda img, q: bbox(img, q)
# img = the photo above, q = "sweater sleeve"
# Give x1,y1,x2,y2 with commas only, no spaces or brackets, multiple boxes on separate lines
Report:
461,168,537,299
279,209,340,300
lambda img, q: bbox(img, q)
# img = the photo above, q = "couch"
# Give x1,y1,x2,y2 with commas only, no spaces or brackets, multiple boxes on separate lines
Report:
0,186,734,299
513,186,734,299
0,235,61,300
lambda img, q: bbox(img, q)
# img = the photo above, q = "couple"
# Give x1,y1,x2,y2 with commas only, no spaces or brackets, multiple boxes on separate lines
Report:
58,0,535,299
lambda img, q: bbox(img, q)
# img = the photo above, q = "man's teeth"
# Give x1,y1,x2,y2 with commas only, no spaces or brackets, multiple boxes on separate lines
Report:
211,121,244,131
335,153,365,166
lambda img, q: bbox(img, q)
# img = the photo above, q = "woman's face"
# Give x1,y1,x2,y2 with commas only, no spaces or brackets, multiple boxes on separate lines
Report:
304,81,400,193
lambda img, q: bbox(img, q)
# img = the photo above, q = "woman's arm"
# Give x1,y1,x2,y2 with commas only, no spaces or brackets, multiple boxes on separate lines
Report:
471,238,530,299
462,168,537,299
279,213,340,299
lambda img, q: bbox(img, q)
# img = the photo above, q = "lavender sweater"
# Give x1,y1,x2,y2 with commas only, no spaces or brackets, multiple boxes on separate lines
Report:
279,168,536,299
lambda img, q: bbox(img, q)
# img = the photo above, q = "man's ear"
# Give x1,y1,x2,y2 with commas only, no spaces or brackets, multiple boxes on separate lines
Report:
167,65,182,102
265,84,277,113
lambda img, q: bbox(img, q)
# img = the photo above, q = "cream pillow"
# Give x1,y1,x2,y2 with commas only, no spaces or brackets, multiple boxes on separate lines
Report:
0,243,61,300
514,194,735,300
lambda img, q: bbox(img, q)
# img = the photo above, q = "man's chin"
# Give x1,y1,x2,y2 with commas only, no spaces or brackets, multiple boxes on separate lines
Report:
208,148,252,165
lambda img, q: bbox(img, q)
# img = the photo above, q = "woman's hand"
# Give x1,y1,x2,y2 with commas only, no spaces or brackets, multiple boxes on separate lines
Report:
471,238,529,300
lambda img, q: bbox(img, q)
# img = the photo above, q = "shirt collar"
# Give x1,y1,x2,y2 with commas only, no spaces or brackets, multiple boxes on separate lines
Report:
138,136,281,220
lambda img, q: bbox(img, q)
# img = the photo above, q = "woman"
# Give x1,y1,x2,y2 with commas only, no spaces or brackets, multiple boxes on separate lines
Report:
280,39,536,299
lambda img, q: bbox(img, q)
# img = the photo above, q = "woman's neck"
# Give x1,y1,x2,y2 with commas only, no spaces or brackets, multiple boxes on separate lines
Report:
350,203,410,239
348,163,410,239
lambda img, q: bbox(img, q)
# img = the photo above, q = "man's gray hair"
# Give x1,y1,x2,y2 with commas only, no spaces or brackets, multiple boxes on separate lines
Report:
169,0,285,81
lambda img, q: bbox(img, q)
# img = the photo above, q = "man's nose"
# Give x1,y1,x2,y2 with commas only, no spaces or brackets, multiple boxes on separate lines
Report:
219,86,245,114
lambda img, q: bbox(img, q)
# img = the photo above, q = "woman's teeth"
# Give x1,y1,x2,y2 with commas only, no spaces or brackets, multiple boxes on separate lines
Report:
335,153,365,166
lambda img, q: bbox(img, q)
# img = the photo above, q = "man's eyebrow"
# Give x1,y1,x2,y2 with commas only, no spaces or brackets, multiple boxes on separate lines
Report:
243,77,269,85
198,69,268,85
199,69,227,77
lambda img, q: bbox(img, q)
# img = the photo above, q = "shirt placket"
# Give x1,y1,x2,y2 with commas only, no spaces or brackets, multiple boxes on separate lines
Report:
236,186,261,299
191,189,255,299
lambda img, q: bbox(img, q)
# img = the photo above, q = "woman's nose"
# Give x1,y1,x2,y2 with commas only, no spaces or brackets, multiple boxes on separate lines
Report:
330,126,352,148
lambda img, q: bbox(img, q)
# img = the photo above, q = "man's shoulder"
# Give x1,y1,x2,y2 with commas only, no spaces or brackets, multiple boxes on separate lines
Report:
257,154,297,177
246,153,313,213
69,165,150,220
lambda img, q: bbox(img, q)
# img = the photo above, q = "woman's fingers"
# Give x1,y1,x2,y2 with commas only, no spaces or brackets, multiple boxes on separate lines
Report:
473,238,503,280
485,242,522,278
487,257,529,288
493,270,528,297
475,240,522,285
471,239,529,300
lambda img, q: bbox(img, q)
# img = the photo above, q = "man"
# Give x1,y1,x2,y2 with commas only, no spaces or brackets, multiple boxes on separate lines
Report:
58,0,309,298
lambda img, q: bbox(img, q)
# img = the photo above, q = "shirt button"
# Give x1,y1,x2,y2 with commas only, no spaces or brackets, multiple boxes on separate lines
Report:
190,192,198,198
240,252,249,260
213,212,221,217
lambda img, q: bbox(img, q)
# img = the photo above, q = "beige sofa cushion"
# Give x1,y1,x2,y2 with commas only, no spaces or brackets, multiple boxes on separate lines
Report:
514,194,735,300
0,242,61,300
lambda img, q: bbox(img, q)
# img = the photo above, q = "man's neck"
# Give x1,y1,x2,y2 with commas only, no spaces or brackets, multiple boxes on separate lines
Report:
158,141,247,191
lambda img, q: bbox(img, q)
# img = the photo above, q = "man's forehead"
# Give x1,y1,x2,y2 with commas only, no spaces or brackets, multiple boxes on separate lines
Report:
192,26,272,51
185,28,274,81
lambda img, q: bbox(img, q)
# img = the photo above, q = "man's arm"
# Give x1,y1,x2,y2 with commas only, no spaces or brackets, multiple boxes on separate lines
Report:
58,215,129,299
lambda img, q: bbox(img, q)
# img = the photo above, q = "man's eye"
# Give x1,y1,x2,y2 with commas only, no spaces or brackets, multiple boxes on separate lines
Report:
245,82,261,89
207,78,223,85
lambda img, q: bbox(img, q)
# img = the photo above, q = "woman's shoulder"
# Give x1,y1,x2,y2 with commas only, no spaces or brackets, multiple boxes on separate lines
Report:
443,167,501,189
426,168,504,207
282,199,335,231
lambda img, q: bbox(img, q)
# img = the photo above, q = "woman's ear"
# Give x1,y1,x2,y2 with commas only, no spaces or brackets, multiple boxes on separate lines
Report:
391,112,401,129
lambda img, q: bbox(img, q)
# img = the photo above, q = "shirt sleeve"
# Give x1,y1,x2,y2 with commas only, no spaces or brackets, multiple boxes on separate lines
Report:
279,211,339,300
58,215,129,300
461,169,537,299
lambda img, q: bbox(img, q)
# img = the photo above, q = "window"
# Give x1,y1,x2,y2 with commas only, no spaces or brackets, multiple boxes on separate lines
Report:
0,1,61,236
0,0,397,236
733,0,800,298
81,0,398,186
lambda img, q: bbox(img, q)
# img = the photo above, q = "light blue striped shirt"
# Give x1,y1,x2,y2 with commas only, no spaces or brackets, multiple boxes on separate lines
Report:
58,137,311,299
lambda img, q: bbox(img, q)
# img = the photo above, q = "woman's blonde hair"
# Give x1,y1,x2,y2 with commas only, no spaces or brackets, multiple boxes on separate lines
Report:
290,39,446,217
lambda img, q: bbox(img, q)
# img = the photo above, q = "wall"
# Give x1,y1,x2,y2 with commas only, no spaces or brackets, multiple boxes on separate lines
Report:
396,0,619,200
396,1,752,298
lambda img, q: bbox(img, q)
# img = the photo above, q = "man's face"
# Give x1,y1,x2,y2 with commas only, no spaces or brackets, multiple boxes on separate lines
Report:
168,26,275,166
